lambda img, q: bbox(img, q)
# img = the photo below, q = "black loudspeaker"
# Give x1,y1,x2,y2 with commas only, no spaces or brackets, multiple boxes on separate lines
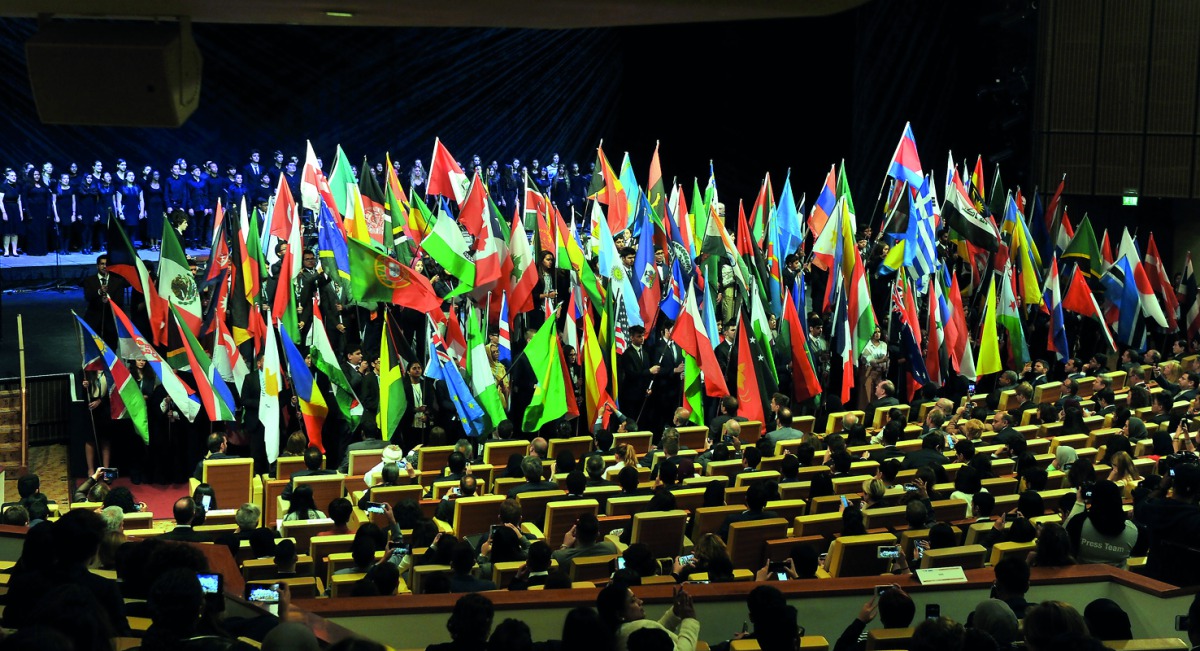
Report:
25,20,203,128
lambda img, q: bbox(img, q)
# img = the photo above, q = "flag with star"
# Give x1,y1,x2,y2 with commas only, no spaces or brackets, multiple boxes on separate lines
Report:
426,318,487,437
734,314,771,424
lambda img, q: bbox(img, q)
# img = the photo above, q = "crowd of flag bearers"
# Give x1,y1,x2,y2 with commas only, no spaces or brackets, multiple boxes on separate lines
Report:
71,125,1200,480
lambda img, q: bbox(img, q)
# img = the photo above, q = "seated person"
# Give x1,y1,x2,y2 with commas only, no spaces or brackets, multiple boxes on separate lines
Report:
281,485,326,522
71,468,113,504
280,446,338,500
435,475,479,526
160,497,208,542
833,584,915,651
505,455,559,498
426,451,470,498
318,498,354,536
508,541,553,590
551,513,618,572
449,540,497,593
716,482,780,542
191,433,239,481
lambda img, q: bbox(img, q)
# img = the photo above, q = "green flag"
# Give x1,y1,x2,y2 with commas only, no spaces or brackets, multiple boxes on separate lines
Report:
1061,214,1103,278
522,317,568,433
423,203,476,298
466,306,505,433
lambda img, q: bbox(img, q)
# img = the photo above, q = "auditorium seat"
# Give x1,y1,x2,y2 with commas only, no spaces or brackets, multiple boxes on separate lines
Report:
547,436,593,462
243,555,314,581
452,494,505,540
544,499,599,547
612,432,654,456
919,544,987,569
411,564,452,595
726,518,788,569
417,445,456,475
630,510,689,558
280,519,335,557
348,449,387,475
735,470,781,488
872,404,909,429
567,554,618,584
275,456,307,481
606,494,654,517
693,505,744,539
825,532,897,578
1104,639,1189,651
866,627,915,651
675,425,709,452
706,460,743,482
730,636,829,651
989,540,1036,565
200,458,261,510
483,440,528,467
739,421,763,445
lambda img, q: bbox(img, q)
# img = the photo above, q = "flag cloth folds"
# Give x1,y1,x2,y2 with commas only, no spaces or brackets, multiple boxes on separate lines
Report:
587,143,629,237
1062,215,1103,278
260,311,282,462
427,328,487,438
809,164,837,239
521,317,569,433
891,272,929,398
1117,228,1169,329
734,317,766,424
346,238,443,313
423,202,477,298
997,263,1030,366
158,217,202,337
465,307,505,434
279,323,329,451
976,278,1002,376
583,310,616,430
1043,256,1070,362
672,278,729,398
75,313,149,443
105,215,160,331
1145,233,1180,331
427,138,469,204
170,304,236,423
327,145,357,218
942,168,999,252
1062,267,1118,351
109,301,201,422
378,312,406,442
780,286,822,403
887,122,925,188
310,299,361,429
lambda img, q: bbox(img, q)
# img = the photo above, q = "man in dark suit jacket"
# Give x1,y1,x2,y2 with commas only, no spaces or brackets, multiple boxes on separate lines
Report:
865,380,900,427
617,326,655,429
992,412,1026,455
81,255,128,346
716,482,780,542
243,150,265,188
160,497,209,542
506,455,560,498
901,433,948,473
713,323,737,390
192,433,240,481
281,446,338,501
986,371,1019,412
873,421,907,462
447,539,497,592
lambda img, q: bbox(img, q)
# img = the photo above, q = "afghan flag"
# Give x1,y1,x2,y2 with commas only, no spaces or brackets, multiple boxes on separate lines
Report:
522,316,569,433
347,237,442,313
359,156,389,250
75,312,149,443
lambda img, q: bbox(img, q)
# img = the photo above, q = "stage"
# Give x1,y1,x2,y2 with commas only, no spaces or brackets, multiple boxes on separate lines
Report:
0,246,212,290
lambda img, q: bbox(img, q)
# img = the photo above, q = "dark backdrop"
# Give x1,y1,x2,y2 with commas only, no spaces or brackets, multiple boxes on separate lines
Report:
0,1,1024,226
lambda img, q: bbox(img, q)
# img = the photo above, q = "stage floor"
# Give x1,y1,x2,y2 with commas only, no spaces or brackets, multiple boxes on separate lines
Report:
0,246,211,289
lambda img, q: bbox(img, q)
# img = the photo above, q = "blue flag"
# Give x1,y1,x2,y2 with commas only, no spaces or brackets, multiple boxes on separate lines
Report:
426,335,487,437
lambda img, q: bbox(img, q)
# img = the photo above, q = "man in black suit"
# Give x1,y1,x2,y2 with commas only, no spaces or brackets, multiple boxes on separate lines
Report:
243,150,264,187
1022,360,1049,386
1010,383,1039,419
1157,369,1200,402
900,433,948,475
506,455,559,499
426,451,470,498
192,433,240,481
281,446,338,501
617,325,655,429
708,396,747,443
714,323,737,389
992,412,1025,454
1095,389,1117,416
715,482,780,542
584,454,614,487
1148,392,1174,428
447,540,497,593
1063,357,1086,381
865,380,900,428
434,475,478,526
160,497,209,542
651,321,686,439
81,255,127,347
873,421,907,462
986,371,1019,412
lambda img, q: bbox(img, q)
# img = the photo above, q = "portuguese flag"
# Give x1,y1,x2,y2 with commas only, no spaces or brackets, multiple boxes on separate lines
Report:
347,237,442,313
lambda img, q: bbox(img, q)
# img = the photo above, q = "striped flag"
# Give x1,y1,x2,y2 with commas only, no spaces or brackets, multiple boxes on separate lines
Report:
279,323,329,451
109,301,201,422
498,292,512,363
75,312,149,443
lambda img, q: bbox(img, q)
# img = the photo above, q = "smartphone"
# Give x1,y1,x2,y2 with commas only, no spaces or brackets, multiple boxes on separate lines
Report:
916,545,926,559
877,545,901,560
967,383,976,394
1177,615,1190,631
200,494,212,512
677,553,695,565
945,435,956,450
904,484,919,493
450,486,461,496
197,573,222,595
100,467,118,483
768,561,787,580
841,495,850,508
1171,468,1177,478
875,585,891,598
1081,482,1095,500
366,501,387,514
742,621,749,634
926,604,940,621
1004,512,1020,522
246,582,281,616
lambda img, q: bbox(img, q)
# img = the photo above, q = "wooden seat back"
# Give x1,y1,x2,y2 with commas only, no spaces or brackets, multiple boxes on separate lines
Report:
280,519,335,556
276,456,306,481
203,457,255,506
349,449,386,475
452,495,506,540
294,474,346,516
919,544,988,570
483,440,528,467
631,510,688,558
826,532,897,578
417,445,456,474
675,426,709,452
545,499,599,546
605,494,654,517
692,505,744,539
726,517,788,569
548,436,594,462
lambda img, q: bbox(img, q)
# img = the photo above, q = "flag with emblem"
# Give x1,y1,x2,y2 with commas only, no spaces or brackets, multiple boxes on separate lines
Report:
157,216,201,336
427,137,469,204
310,298,361,429
378,311,406,442
734,316,766,424
171,304,236,423
347,237,443,313
109,301,201,422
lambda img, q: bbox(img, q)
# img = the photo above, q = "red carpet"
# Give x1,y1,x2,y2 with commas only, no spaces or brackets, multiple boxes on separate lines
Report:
74,478,191,519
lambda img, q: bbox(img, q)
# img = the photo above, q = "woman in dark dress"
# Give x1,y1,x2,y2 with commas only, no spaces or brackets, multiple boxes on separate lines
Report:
117,171,144,247
96,172,116,251
75,173,99,254
143,170,166,251
52,172,75,254
21,170,50,256
1,168,22,256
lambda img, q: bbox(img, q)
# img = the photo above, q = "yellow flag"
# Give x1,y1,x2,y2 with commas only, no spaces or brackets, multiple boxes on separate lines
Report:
976,278,1002,376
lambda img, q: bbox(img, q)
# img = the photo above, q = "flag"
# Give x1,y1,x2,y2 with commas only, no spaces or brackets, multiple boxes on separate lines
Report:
587,143,629,236
647,141,666,216
507,213,538,315
891,272,929,398
105,215,161,331
776,171,803,258
1043,256,1071,362
780,285,822,403
887,122,925,188
1062,266,1117,351
583,310,616,429
272,204,301,343
279,323,329,451
357,157,389,249
378,312,406,443
924,276,943,387
522,317,569,433
632,209,661,328
673,278,729,398
660,258,684,321
158,217,201,335
326,145,356,218
1145,233,1179,331
170,304,236,423
109,301,201,422
427,137,469,204
423,201,476,298
734,317,766,424
260,311,283,462
942,168,999,252
1100,257,1145,348
808,164,837,239
997,263,1030,366
346,238,443,312
1100,230,1115,273
465,308,505,433
316,200,351,283
309,299,361,429
429,323,486,438
212,317,249,394
498,292,512,363
75,312,149,443
1118,228,1169,329
976,278,1002,376
1062,215,1103,278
